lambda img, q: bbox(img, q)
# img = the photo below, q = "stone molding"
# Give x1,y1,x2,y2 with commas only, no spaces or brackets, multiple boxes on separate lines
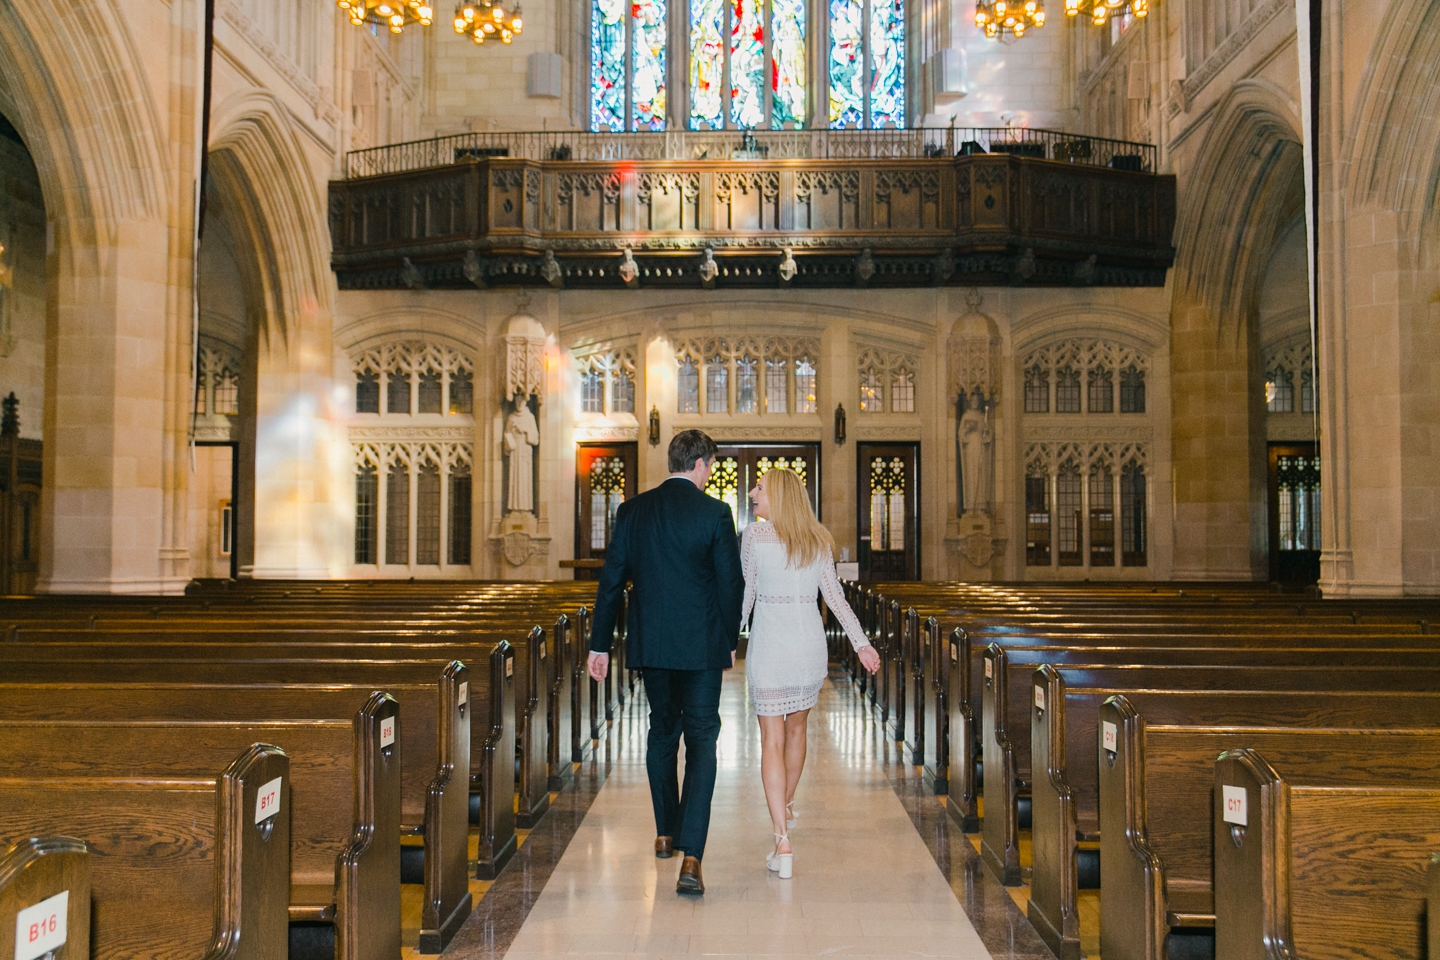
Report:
220,0,322,108
1167,0,1291,119
574,424,640,442
348,425,476,442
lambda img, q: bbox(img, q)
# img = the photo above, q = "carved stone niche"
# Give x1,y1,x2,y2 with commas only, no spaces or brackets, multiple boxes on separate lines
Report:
949,288,1000,402
503,309,546,404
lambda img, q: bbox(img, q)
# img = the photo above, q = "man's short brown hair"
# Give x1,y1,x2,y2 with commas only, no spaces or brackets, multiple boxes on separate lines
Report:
668,429,718,474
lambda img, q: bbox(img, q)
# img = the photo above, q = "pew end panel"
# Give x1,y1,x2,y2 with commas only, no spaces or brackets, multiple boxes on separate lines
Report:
476,641,518,881
549,615,575,791
1428,852,1440,960
420,661,473,954
1097,696,1168,960
516,626,551,829
1028,666,1081,960
0,837,91,960
1215,748,1440,960
980,643,1023,886
573,608,593,764
922,617,949,795
337,693,402,960
907,608,925,766
888,601,906,743
945,627,979,833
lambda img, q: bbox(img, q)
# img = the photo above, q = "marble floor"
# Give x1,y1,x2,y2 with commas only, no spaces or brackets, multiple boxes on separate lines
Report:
444,664,1053,960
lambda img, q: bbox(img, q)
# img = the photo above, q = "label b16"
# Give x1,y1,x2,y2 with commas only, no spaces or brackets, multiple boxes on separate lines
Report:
15,890,67,960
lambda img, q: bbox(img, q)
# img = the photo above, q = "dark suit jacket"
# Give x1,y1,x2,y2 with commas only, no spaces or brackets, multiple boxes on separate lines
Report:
588,477,744,671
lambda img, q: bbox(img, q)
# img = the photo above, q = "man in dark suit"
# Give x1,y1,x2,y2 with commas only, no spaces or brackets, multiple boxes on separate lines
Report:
588,429,744,895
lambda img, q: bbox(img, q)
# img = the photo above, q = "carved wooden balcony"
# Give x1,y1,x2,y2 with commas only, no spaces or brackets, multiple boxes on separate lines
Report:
328,129,1176,290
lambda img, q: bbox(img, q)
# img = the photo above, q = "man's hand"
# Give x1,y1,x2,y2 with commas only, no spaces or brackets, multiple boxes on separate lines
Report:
857,645,881,675
587,652,610,682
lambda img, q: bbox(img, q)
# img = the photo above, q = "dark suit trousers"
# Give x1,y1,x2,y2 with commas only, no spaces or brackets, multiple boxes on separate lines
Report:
642,667,723,860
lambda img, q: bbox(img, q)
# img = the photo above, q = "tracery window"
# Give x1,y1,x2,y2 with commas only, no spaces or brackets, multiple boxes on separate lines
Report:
1266,368,1294,413
678,337,819,416
195,344,244,422
350,341,476,573
1262,341,1314,416
857,347,919,414
1087,367,1113,414
591,0,904,132
1024,443,1148,571
1055,367,1081,414
1119,366,1145,413
1023,341,1150,417
1024,365,1049,413
576,349,640,417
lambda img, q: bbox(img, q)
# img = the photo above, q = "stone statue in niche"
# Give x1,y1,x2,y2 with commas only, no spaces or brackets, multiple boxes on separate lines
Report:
504,391,539,513
958,388,993,514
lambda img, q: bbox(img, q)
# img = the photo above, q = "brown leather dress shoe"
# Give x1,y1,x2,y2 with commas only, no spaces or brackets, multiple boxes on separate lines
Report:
654,836,674,859
676,856,704,895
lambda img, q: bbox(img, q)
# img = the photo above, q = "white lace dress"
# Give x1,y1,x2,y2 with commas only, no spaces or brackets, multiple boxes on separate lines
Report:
740,522,872,716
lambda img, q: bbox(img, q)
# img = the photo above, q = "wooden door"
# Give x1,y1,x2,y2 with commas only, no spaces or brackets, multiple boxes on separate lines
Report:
574,443,638,580
858,443,919,581
704,444,820,531
1267,443,1320,585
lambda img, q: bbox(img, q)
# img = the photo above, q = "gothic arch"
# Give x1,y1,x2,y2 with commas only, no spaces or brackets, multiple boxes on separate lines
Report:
0,1,165,245
1345,0,1440,242
207,90,332,349
1170,79,1305,345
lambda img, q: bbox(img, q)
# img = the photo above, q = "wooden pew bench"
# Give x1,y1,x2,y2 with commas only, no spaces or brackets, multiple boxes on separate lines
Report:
0,745,289,960
0,837,90,960
978,647,1440,887
1027,686,1440,960
0,703,411,959
1097,716,1440,960
1213,748,1440,960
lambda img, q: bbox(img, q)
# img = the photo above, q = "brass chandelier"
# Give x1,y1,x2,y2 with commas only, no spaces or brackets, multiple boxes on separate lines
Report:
337,0,435,33
1063,0,1150,24
974,1,1046,39
454,0,524,44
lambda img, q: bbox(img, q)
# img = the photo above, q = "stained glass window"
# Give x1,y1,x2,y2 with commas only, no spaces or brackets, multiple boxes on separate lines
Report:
736,355,759,413
1120,366,1145,413
730,0,765,127
449,369,473,414
1121,465,1147,566
1056,367,1081,413
386,463,409,565
590,457,627,550
765,359,788,413
706,356,729,412
868,0,905,127
591,0,626,131
417,368,443,414
1266,368,1294,413
633,0,667,130
612,369,635,413
581,369,604,413
869,456,906,552
388,369,410,414
356,369,380,414
214,369,239,416
795,358,817,413
703,456,742,529
771,0,805,127
829,0,863,127
356,465,377,564
1088,367,1113,413
859,369,882,412
416,461,441,565
689,0,725,128
1025,365,1049,413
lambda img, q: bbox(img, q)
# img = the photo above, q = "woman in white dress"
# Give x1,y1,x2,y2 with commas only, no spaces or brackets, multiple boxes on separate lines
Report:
741,468,880,879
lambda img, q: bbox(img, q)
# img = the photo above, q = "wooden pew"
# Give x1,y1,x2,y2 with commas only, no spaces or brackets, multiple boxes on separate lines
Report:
1213,748,1440,960
1429,853,1440,960
1030,680,1440,960
1099,716,1440,960
0,744,290,960
0,697,409,959
979,646,1440,886
0,837,90,960
0,646,517,880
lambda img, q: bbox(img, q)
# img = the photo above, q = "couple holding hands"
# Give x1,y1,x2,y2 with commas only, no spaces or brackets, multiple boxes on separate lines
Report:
587,430,880,895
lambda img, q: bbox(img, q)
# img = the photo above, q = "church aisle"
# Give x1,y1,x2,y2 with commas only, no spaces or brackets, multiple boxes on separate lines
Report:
500,665,995,960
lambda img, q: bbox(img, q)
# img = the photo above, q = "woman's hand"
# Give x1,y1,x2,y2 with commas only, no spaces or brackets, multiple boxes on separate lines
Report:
858,644,881,675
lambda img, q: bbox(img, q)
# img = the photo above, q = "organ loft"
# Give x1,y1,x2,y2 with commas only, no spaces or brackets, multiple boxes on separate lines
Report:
0,3,1438,960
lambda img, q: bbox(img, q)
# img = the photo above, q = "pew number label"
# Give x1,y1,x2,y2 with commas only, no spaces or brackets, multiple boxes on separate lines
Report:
1034,687,1045,710
984,660,992,679
255,777,282,824
1222,785,1247,826
15,890,67,960
459,681,469,706
381,717,396,748
950,643,958,661
1102,721,1117,753
506,658,514,678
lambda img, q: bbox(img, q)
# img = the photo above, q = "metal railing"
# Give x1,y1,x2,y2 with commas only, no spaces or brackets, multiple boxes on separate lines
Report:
344,126,1158,179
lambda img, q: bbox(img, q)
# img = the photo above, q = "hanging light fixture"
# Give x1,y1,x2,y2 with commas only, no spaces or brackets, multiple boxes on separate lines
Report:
453,0,524,45
337,0,435,33
974,1,1046,39
1062,0,1149,27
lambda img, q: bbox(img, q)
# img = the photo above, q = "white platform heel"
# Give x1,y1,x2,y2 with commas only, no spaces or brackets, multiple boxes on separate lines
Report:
766,833,793,879
785,801,797,830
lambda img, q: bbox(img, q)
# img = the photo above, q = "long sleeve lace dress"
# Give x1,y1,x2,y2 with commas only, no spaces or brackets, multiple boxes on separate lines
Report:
740,521,871,716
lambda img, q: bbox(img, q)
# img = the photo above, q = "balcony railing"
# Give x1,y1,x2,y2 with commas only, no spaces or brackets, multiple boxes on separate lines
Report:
344,127,1158,178
329,128,1175,291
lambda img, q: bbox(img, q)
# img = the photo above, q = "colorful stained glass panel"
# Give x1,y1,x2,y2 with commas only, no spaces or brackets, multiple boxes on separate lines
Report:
689,0,725,129
828,0,863,128
632,0,667,130
730,0,765,128
771,0,806,128
869,0,905,127
591,0,626,132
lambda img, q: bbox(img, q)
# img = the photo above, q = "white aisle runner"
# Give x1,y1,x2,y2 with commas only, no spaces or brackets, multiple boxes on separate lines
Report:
503,665,994,959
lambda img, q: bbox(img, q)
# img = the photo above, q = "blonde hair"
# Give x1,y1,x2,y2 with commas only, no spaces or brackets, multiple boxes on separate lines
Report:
763,468,834,568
